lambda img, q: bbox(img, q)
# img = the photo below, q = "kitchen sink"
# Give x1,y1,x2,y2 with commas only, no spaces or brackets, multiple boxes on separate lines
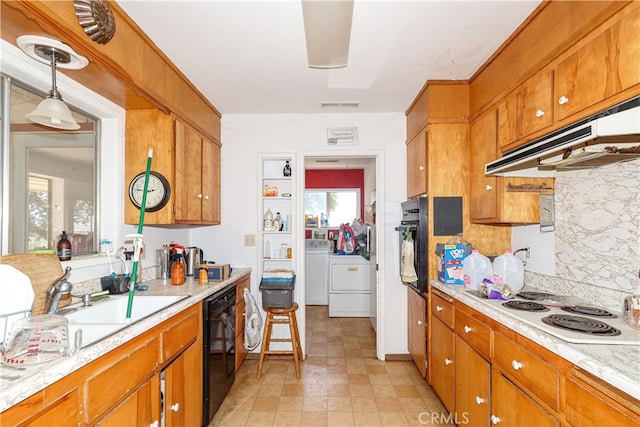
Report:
65,295,189,324
67,323,128,348
64,295,189,348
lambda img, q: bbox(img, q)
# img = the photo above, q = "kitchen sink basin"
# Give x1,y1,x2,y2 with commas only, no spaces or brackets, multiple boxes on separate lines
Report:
68,323,128,348
65,295,189,325
62,295,189,348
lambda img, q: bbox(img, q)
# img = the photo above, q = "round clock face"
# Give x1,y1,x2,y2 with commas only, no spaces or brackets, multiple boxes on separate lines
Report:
128,171,171,212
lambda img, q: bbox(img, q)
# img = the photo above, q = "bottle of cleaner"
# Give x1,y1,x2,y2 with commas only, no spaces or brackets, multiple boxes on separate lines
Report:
463,249,493,290
171,248,185,286
492,250,524,293
57,231,72,261
263,208,274,231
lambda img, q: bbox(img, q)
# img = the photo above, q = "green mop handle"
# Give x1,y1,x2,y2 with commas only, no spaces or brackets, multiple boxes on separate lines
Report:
126,148,153,319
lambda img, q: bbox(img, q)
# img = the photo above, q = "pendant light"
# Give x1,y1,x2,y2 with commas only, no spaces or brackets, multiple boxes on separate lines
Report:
16,35,89,130
301,0,354,69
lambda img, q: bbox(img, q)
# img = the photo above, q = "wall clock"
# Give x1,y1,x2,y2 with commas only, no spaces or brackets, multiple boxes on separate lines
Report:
128,171,171,212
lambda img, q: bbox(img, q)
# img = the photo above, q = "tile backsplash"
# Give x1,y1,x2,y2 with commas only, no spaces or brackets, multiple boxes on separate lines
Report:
528,159,640,312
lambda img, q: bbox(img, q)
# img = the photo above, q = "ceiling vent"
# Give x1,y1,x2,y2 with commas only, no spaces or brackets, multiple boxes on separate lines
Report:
320,102,360,109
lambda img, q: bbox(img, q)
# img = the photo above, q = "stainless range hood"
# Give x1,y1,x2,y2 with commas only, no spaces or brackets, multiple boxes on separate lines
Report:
486,96,640,175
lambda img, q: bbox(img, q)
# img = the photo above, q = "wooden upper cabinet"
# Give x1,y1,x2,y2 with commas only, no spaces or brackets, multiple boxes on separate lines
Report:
469,109,498,222
406,130,428,198
470,109,553,224
554,5,640,123
125,110,221,225
498,70,554,152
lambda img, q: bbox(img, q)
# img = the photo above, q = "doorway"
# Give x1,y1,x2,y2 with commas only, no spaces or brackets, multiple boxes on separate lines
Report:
297,151,385,361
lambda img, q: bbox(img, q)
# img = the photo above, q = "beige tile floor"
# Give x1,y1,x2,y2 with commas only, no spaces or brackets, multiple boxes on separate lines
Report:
210,306,453,426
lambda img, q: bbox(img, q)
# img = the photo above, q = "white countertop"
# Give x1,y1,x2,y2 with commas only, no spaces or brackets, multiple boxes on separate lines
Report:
0,268,251,412
430,280,640,400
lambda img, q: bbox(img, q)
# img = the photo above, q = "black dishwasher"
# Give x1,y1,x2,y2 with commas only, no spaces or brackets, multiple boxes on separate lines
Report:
202,284,236,426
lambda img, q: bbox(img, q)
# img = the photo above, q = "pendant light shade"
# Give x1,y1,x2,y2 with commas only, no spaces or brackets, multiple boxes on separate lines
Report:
26,96,80,130
301,0,354,69
16,35,89,131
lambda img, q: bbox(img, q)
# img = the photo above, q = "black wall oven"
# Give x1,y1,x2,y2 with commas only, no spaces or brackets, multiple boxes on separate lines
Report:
396,197,428,293
202,285,236,426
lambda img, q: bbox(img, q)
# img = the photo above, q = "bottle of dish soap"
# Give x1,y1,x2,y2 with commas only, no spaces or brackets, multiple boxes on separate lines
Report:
57,231,72,261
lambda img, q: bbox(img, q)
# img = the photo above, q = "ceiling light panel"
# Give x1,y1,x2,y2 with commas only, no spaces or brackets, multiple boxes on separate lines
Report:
302,0,354,69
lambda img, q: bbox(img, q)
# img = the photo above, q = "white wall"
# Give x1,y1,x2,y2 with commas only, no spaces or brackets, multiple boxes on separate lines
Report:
190,113,410,355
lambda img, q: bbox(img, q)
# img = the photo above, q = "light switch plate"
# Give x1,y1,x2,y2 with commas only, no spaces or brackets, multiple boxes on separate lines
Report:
244,234,256,246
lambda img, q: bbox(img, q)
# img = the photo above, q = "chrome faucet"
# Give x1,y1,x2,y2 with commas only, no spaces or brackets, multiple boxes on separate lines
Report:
45,266,73,314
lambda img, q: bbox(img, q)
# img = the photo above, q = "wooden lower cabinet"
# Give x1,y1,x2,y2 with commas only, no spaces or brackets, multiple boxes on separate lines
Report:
163,342,202,427
96,376,159,427
0,303,203,427
430,316,455,413
235,275,251,371
454,336,490,427
407,288,427,378
491,369,559,426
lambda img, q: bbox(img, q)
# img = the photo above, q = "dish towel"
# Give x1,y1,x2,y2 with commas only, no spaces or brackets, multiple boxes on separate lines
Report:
401,228,418,283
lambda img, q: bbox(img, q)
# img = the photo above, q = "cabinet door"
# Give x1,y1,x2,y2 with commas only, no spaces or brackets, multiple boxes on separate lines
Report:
498,70,554,151
164,343,202,427
554,6,640,122
406,130,427,198
97,376,160,427
175,120,203,222
455,336,490,427
469,109,498,221
124,110,176,225
430,316,455,413
491,370,558,427
201,138,221,224
407,289,427,378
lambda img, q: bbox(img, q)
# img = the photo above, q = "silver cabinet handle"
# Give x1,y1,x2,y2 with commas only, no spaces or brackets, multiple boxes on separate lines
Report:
535,109,545,118
419,165,425,171
491,415,501,424
486,184,492,191
197,193,203,199
463,325,472,334
417,320,423,326
558,96,569,105
204,194,209,200
511,360,523,371
436,306,443,312
475,396,485,405
444,358,452,366
150,421,159,427
171,402,180,412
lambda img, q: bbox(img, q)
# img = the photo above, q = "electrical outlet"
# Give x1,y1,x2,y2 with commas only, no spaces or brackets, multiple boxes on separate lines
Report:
244,234,256,246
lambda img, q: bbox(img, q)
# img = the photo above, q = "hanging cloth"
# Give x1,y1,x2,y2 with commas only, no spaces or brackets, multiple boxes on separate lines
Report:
401,228,418,283
244,287,263,350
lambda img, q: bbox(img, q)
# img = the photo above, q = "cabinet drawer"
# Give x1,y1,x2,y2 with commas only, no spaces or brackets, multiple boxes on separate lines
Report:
161,310,199,363
564,376,640,426
455,308,490,359
85,337,159,422
330,263,370,292
431,290,454,328
493,332,559,411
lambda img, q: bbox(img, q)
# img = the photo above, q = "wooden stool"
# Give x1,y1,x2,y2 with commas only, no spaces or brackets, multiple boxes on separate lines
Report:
257,303,302,379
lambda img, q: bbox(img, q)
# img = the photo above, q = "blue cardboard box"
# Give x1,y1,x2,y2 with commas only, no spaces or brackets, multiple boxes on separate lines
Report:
437,244,469,284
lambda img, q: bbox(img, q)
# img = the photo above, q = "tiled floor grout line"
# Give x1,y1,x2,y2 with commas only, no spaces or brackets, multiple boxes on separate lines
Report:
210,305,452,426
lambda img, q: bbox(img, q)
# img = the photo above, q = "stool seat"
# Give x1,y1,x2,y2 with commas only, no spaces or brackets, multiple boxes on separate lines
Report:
257,303,302,379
